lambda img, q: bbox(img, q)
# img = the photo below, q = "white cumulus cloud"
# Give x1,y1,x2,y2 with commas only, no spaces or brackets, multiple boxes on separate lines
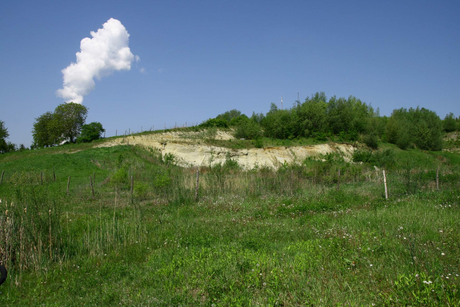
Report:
56,18,138,104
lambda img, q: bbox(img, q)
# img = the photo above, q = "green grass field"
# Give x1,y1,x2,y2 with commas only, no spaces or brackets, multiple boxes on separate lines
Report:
0,138,459,305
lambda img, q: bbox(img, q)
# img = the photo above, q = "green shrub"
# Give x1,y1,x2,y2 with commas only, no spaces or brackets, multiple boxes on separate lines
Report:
153,173,171,189
199,118,229,128
363,133,378,149
352,149,373,163
134,182,149,200
111,166,129,188
253,137,264,148
234,120,263,140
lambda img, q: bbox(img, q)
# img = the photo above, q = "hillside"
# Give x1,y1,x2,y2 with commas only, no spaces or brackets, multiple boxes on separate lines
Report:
97,129,356,169
0,129,459,305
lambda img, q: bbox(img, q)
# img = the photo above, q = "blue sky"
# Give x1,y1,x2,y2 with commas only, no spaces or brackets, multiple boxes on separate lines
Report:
1,0,459,147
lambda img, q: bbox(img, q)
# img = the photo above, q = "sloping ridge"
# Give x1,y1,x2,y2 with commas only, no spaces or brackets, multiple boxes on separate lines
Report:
98,131,356,169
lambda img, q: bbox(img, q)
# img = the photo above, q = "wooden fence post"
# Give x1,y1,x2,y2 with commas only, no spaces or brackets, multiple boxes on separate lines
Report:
0,171,4,185
53,169,56,181
67,176,71,195
337,169,341,191
436,168,439,191
383,170,388,200
195,168,200,201
40,171,43,185
90,175,95,198
130,176,134,204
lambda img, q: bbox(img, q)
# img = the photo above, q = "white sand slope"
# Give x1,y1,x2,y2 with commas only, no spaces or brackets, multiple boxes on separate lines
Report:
98,130,356,169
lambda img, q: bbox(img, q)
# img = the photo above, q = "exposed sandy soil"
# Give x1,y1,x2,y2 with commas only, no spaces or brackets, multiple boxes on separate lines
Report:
97,131,356,169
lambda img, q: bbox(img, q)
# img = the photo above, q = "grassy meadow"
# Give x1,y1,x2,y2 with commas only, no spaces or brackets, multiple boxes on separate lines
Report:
0,136,459,305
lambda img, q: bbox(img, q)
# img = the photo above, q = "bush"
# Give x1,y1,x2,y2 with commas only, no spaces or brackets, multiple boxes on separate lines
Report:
77,122,105,143
111,166,129,188
363,133,378,149
234,120,263,140
253,137,264,148
352,149,373,163
200,118,229,128
134,182,149,200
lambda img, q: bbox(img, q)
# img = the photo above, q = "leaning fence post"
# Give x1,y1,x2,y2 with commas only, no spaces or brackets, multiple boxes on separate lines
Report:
67,176,71,195
383,170,388,200
195,168,200,201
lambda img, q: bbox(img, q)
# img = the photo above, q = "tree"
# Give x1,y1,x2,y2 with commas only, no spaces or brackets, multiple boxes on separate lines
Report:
296,96,327,137
32,111,60,148
32,102,89,147
54,102,88,143
386,107,443,151
0,120,9,153
443,113,457,132
77,122,105,143
216,109,242,123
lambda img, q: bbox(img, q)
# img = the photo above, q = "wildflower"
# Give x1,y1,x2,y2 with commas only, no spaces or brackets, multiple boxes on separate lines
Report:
441,252,445,256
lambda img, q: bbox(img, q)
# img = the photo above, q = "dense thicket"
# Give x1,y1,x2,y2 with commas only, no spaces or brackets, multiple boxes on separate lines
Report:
386,107,443,151
204,92,454,151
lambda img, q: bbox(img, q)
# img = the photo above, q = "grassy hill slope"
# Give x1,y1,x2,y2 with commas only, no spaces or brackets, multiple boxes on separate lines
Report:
0,133,459,305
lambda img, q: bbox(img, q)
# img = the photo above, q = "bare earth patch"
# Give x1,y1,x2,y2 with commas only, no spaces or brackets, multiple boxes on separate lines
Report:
97,131,356,169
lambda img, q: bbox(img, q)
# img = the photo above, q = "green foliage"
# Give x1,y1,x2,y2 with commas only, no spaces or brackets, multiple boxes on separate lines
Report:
162,153,176,166
253,137,264,148
215,109,242,123
229,114,249,126
295,94,327,137
363,133,379,149
386,107,443,151
199,118,229,128
353,148,395,168
443,113,457,132
262,109,296,139
32,111,58,148
0,119,9,153
134,182,149,199
352,149,373,163
153,173,171,189
33,103,89,147
259,92,375,141
111,166,129,188
54,102,88,143
0,186,63,269
77,122,105,143
233,120,263,140
1,143,460,305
